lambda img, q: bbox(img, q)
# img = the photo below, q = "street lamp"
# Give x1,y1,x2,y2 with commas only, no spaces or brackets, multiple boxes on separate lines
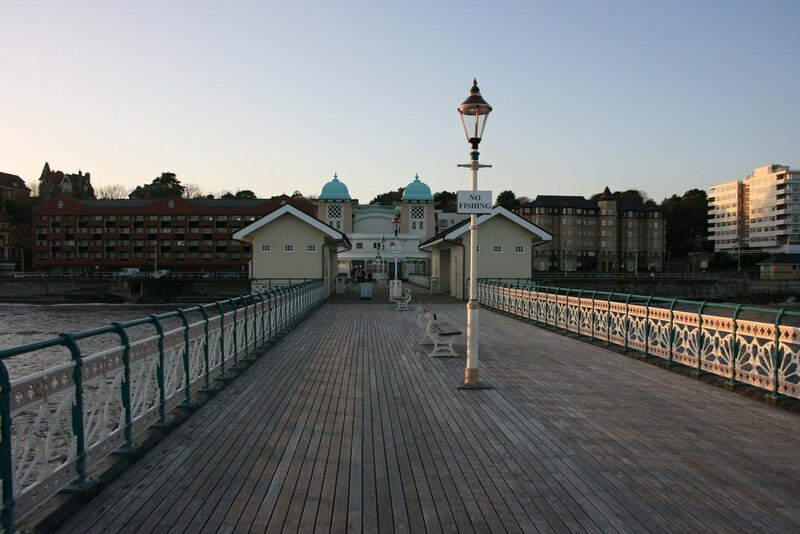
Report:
390,214,402,299
457,78,492,389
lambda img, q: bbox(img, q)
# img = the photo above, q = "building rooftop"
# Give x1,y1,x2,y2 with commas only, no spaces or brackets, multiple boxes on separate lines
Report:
400,174,433,201
319,173,352,201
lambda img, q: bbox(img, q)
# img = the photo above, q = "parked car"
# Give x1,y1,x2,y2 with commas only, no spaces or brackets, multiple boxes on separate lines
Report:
153,269,171,278
114,268,141,278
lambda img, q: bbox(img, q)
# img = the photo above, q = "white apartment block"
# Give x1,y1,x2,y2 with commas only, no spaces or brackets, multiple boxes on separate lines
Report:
708,180,745,251
708,164,800,253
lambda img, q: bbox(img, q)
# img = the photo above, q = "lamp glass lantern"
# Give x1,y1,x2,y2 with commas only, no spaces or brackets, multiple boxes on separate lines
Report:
457,78,493,150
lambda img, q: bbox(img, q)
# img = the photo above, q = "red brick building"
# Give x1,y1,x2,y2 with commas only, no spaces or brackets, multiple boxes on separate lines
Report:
32,194,313,273
0,171,31,203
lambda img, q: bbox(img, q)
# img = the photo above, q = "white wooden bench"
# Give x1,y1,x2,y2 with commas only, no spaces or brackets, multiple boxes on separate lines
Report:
417,306,435,345
416,305,461,357
426,318,462,357
394,289,412,311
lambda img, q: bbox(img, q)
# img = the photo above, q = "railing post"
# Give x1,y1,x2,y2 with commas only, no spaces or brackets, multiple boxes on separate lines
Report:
577,290,583,337
770,309,787,400
148,315,168,426
59,333,94,492
176,310,193,407
197,306,211,392
229,299,240,370
606,293,613,346
268,290,275,339
644,296,653,357
668,298,677,367
256,293,266,344
729,305,743,387
0,361,15,533
110,323,136,451
695,302,708,375
215,302,227,379
623,293,632,352
556,287,563,330
241,296,250,359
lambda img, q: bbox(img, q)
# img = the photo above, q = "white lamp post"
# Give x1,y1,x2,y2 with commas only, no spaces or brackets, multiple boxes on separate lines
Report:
457,79,492,389
389,214,403,300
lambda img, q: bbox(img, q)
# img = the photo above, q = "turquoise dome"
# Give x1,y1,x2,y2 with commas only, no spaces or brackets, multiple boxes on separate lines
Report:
319,173,351,200
401,174,433,201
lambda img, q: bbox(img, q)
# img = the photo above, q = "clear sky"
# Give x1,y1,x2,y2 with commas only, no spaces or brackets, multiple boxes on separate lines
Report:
2,0,798,203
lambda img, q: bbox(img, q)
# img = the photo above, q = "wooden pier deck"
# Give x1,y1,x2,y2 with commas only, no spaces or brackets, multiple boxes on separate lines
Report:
54,287,800,533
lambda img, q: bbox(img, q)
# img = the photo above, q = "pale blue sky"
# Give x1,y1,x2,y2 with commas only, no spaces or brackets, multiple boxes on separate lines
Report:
2,1,798,203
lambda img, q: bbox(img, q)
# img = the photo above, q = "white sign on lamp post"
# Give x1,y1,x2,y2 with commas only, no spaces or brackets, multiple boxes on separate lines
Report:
457,190,493,214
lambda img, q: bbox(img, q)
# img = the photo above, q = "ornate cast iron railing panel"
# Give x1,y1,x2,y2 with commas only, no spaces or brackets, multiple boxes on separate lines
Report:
0,279,324,532
477,280,800,403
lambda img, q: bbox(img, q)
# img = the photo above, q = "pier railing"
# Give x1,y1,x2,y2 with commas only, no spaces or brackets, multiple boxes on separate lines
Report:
477,280,800,400
0,279,324,532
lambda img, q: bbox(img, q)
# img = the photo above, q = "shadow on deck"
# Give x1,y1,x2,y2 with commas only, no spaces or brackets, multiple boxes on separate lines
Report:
45,292,800,533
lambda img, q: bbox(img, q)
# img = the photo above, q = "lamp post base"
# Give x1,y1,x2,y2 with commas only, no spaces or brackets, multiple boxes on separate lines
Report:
458,367,493,390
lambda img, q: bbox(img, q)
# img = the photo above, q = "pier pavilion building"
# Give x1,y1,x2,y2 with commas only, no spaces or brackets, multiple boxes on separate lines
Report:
420,206,552,298
236,173,551,297
310,173,437,282
232,202,350,294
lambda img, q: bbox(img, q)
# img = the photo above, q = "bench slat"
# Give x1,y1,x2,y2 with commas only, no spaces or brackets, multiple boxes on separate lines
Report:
431,322,461,336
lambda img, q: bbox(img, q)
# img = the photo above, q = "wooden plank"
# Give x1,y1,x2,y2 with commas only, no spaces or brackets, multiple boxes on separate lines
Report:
53,289,800,534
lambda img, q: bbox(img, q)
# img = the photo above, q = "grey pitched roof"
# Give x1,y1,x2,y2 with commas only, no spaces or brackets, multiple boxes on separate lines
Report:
190,198,274,208
81,199,155,208
522,195,597,209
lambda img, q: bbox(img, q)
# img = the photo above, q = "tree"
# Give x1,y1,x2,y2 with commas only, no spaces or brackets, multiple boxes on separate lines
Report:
496,190,519,210
661,189,710,259
130,172,185,199
235,190,257,199
27,181,39,198
434,190,457,212
182,183,205,199
95,184,129,199
589,189,652,205
370,189,403,205
150,172,184,198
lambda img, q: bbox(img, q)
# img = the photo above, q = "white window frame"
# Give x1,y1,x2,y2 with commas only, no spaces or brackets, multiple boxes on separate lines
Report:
284,244,294,253
514,245,525,253
307,244,317,252
260,244,271,252
492,245,503,253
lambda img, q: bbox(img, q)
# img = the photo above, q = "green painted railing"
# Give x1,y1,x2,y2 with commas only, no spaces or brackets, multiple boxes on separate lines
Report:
0,280,324,532
478,279,800,401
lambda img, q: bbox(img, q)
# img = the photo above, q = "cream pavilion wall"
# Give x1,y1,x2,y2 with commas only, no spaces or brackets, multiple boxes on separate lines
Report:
470,217,535,278
248,214,329,280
